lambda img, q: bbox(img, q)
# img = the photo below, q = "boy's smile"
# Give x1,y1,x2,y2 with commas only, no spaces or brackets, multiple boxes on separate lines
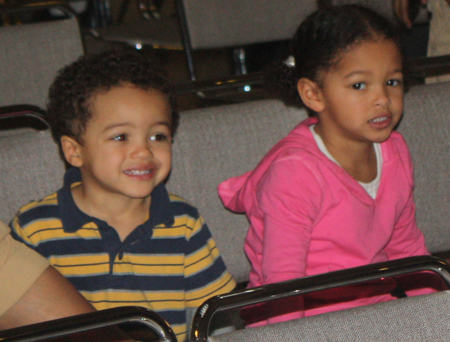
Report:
62,84,173,208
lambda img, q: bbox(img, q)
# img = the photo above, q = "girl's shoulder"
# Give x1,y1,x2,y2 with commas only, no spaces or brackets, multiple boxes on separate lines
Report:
383,130,409,152
387,130,407,143
381,130,412,166
265,118,328,166
271,117,319,151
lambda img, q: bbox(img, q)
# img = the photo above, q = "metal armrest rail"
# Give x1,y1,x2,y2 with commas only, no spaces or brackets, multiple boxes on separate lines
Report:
175,54,450,95
191,255,450,342
409,54,450,78
175,72,264,95
0,105,49,128
0,0,76,18
0,306,177,342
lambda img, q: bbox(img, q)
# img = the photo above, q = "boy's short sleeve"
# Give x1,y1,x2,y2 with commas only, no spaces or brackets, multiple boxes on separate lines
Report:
183,215,236,307
0,220,49,316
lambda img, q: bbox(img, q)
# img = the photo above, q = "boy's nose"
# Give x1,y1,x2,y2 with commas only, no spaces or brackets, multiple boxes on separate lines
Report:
131,142,154,159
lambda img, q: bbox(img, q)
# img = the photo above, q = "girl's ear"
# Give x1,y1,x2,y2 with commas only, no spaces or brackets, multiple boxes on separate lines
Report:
61,136,84,168
297,78,325,113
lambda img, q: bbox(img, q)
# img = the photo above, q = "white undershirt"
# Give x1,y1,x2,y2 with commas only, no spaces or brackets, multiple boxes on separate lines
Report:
309,125,383,199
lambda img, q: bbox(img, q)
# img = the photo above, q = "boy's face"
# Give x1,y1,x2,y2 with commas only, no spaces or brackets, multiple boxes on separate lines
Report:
64,85,173,202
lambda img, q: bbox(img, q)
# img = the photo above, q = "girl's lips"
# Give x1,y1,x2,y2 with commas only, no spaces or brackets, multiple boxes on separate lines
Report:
368,115,392,129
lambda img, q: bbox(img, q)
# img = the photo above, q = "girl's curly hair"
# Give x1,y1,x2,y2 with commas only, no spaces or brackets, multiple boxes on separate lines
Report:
264,5,404,113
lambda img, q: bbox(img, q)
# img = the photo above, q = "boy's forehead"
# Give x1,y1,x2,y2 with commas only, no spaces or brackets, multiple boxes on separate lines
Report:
87,85,172,126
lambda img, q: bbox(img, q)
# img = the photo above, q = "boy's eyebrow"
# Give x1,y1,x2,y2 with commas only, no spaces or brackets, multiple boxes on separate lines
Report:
344,70,367,79
103,122,130,132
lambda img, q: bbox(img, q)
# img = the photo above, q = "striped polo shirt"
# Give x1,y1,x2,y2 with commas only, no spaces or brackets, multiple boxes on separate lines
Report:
10,167,236,342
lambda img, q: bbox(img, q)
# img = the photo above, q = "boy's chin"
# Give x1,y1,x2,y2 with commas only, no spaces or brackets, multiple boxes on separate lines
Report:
114,185,156,200
124,191,155,200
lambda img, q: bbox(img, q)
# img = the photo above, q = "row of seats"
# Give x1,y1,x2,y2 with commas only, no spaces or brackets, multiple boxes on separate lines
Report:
92,0,429,83
2,1,450,341
0,256,449,341
3,74,450,284
2,73,450,342
1,0,430,89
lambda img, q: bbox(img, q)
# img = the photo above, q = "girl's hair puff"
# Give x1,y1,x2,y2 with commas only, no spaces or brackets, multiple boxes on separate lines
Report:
265,5,403,110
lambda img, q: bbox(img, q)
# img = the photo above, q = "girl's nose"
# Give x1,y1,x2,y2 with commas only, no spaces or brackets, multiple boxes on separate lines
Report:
375,86,391,107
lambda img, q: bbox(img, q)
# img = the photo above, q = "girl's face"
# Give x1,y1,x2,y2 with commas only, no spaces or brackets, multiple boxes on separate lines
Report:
313,38,404,145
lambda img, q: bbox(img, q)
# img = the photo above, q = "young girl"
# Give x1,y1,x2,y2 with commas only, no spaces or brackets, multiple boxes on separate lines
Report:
218,5,430,325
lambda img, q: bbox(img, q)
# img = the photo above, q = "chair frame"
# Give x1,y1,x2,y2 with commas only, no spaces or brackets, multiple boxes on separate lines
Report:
0,105,49,131
0,306,177,342
175,0,195,81
173,0,300,83
0,0,76,19
190,255,450,342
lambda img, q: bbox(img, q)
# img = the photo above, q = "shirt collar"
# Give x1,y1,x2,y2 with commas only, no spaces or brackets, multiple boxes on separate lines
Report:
58,167,174,233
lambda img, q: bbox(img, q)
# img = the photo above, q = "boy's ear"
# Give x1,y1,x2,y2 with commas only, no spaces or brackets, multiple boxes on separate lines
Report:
61,136,84,168
297,78,325,113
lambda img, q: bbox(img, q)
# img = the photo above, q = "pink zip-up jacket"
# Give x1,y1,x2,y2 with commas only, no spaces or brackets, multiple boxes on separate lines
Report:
218,117,430,325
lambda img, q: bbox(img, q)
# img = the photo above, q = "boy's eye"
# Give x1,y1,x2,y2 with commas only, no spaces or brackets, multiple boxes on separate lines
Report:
112,134,127,141
387,79,402,87
150,133,170,142
352,82,366,90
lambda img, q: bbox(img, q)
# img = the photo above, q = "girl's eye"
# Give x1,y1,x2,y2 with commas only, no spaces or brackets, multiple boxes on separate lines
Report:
352,83,366,90
150,133,170,142
387,79,402,87
113,134,127,141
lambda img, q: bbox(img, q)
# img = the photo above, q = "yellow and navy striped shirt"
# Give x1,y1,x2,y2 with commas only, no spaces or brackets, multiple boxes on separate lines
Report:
10,167,236,342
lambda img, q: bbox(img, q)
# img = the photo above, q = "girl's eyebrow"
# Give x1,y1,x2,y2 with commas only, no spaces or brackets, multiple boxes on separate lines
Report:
154,121,172,129
344,68,404,79
102,121,171,133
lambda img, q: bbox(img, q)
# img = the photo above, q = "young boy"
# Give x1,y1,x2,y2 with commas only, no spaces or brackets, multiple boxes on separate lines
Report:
9,50,236,342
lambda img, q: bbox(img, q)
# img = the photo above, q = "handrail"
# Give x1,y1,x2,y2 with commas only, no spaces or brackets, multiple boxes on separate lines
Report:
175,72,264,95
190,255,450,342
409,54,450,78
0,306,177,342
0,0,76,18
0,105,49,128
175,54,450,95
175,0,196,81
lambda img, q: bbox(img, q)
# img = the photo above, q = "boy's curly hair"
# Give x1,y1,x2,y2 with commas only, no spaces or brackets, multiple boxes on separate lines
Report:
46,49,179,159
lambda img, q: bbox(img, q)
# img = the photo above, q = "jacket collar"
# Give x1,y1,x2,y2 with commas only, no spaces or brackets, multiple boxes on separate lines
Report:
57,167,174,233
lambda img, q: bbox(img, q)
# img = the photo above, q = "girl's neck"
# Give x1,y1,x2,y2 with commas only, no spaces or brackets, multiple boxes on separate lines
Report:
313,124,377,183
